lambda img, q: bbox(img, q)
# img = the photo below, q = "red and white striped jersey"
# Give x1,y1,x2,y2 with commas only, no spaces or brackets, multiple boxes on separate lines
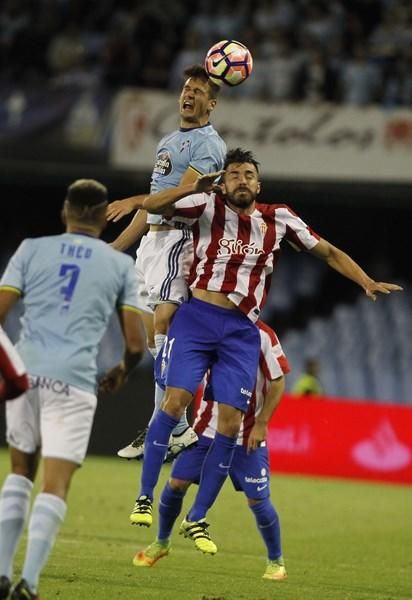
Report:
171,193,320,321
193,320,290,447
0,325,28,401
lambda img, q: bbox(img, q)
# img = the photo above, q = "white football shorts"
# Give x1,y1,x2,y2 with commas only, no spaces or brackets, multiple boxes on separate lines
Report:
135,229,193,313
6,375,97,465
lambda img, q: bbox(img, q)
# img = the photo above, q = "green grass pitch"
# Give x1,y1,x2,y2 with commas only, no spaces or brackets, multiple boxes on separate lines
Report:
1,449,411,599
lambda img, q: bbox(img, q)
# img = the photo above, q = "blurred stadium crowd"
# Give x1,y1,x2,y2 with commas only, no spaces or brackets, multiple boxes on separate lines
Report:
1,0,412,106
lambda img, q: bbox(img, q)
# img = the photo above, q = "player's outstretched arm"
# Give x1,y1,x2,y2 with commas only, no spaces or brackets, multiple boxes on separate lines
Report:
310,238,403,301
143,171,224,214
106,194,148,222
247,376,285,453
110,210,149,252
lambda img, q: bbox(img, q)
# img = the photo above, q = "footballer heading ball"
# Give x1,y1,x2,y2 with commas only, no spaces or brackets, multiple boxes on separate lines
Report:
205,40,253,87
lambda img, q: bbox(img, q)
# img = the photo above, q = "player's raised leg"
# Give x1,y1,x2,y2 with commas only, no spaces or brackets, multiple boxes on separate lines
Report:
118,239,198,462
133,480,186,567
129,389,190,527
180,311,260,553
133,436,207,566
153,301,197,444
130,300,212,526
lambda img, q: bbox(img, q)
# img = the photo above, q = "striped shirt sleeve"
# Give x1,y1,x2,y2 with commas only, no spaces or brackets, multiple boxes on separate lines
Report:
278,205,320,251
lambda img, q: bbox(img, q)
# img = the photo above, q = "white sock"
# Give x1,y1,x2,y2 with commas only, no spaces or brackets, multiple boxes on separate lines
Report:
22,493,67,593
154,334,166,358
0,474,33,579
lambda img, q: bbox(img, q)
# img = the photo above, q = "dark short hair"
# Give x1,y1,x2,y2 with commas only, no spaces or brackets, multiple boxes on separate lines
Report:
183,64,221,99
66,179,108,207
65,179,108,224
224,148,260,173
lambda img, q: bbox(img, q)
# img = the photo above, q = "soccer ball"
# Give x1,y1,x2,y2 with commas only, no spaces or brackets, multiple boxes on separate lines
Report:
205,40,253,87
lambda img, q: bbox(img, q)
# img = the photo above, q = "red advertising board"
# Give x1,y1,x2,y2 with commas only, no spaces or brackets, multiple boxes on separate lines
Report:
268,395,412,485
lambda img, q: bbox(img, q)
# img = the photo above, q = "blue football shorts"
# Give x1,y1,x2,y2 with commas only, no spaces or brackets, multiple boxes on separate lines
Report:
171,434,270,501
160,297,261,412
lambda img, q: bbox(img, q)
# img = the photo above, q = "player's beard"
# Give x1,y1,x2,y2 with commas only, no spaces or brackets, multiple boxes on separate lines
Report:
226,188,255,209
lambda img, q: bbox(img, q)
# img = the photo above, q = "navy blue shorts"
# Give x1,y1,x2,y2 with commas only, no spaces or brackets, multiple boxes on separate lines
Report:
172,435,270,500
160,297,260,412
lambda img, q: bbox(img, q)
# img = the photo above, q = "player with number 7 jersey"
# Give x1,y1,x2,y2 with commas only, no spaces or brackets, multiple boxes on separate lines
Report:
0,179,145,600
0,232,140,393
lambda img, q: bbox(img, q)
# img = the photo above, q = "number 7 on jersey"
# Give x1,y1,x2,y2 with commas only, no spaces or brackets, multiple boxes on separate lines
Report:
59,263,80,309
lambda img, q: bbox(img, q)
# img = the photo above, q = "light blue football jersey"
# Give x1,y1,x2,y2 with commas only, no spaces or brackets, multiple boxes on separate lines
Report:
147,123,226,225
0,233,138,393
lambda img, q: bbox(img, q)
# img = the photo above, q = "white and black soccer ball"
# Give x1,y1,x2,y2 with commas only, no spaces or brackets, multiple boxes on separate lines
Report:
205,40,253,87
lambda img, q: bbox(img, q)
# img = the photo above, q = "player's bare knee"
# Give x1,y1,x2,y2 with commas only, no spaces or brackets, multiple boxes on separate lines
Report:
161,396,188,418
162,387,192,418
169,477,190,493
220,423,241,438
217,419,242,438
217,404,242,438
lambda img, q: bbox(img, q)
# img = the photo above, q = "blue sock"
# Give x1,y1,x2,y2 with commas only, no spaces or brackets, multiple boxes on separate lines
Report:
187,432,236,522
250,498,282,561
158,483,185,541
150,382,165,423
140,410,179,500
